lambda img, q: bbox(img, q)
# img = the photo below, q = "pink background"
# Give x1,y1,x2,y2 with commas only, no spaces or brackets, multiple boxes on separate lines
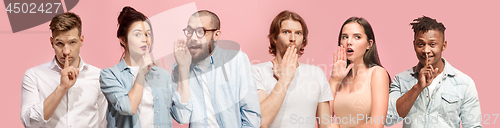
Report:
1,0,499,127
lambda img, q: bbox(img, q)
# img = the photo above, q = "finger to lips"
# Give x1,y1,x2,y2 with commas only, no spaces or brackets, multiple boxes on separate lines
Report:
64,56,69,69
426,53,430,66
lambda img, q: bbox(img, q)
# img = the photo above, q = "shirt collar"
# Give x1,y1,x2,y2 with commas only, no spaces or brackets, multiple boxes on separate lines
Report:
440,58,456,77
51,56,88,72
117,58,158,72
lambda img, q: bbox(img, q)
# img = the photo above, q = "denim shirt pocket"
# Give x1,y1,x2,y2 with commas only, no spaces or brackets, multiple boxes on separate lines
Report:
440,93,461,124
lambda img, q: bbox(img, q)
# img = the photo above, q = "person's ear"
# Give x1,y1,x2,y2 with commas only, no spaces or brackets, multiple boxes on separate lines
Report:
213,30,221,41
50,37,54,48
367,39,373,50
442,40,447,52
272,36,277,44
119,37,126,47
79,35,84,47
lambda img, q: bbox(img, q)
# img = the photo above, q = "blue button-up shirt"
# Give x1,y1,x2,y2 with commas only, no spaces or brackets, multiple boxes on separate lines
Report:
172,46,261,128
386,58,482,128
100,59,191,128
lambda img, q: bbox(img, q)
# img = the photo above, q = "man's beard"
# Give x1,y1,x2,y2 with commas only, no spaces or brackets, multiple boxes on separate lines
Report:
191,39,215,64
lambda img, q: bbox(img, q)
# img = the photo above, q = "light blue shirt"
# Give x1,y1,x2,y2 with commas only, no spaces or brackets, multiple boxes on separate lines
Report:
100,59,191,128
172,46,262,128
386,58,482,128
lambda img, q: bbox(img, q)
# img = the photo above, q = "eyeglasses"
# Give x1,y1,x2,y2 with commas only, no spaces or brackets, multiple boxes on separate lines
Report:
183,27,218,38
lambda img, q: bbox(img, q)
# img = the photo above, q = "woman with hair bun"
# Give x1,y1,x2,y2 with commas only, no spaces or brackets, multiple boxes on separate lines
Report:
100,6,190,128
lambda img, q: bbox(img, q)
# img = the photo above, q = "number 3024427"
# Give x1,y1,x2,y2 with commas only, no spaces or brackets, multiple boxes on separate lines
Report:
5,3,62,14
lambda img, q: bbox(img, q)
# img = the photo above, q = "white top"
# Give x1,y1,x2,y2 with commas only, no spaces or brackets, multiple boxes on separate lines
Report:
427,71,444,97
20,58,107,128
128,66,155,128
252,61,333,128
195,56,220,128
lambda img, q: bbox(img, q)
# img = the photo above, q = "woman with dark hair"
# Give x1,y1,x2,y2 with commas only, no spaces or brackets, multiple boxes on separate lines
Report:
100,6,188,128
329,17,389,128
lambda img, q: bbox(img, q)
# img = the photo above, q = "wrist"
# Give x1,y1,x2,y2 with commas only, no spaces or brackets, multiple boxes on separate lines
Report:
412,83,425,92
277,79,291,87
57,85,70,92
329,77,342,84
178,66,190,78
135,75,146,86
178,64,190,69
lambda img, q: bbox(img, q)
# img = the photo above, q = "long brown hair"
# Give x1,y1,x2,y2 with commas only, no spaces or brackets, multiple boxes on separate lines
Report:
337,17,382,68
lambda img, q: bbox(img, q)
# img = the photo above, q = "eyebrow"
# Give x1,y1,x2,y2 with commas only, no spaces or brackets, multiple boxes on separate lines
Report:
54,38,78,42
132,29,143,32
341,33,363,36
416,38,438,42
281,28,303,32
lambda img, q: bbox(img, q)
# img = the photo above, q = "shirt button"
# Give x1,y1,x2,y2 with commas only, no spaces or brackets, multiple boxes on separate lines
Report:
439,82,441,84
157,111,159,113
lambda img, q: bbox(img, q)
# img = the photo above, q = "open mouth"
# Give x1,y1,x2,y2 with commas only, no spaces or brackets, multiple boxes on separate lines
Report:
189,45,201,52
346,48,354,54
140,45,147,50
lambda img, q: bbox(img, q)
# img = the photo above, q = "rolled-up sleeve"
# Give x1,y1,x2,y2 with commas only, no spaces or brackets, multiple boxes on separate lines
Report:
385,75,402,126
170,67,193,124
21,69,49,128
238,53,262,128
99,68,133,115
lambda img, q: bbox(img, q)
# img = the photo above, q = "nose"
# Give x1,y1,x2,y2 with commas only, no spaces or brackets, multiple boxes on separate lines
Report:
346,37,353,47
289,33,296,43
63,45,71,56
422,45,431,55
142,34,150,46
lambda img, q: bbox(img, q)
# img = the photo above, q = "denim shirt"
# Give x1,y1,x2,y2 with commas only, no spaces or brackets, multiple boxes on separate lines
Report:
172,46,262,128
386,58,482,128
100,59,190,128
